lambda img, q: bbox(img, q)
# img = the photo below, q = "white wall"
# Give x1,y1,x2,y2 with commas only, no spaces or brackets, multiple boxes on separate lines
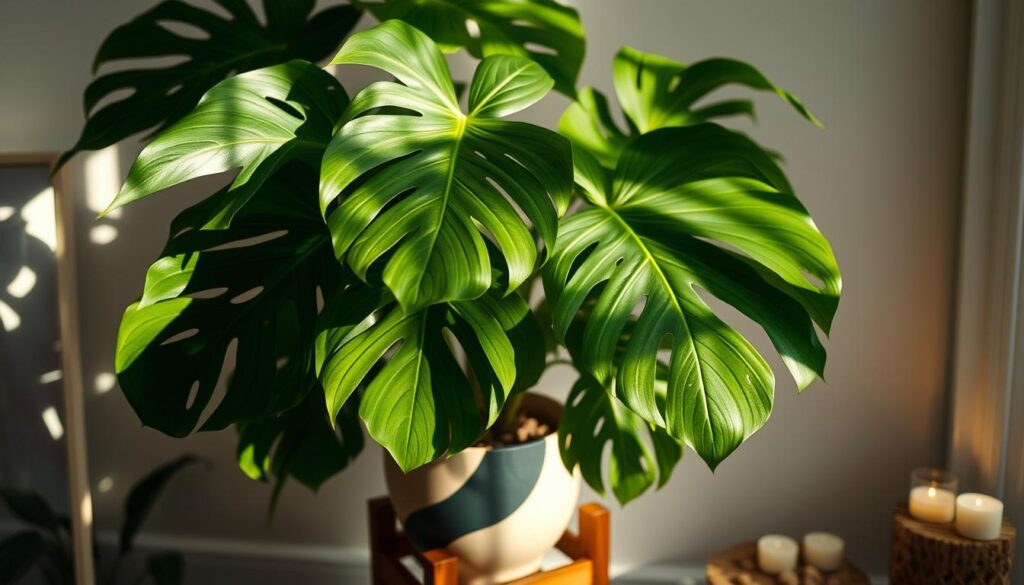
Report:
0,0,970,578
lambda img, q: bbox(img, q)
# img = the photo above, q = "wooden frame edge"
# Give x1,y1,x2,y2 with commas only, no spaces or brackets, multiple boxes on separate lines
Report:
0,153,96,585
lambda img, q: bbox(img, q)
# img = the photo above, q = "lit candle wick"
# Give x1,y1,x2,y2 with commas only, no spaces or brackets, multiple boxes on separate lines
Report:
927,487,937,498
975,497,982,506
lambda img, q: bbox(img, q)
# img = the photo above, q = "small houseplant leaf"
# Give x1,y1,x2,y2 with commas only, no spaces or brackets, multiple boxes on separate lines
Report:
237,390,364,512
146,551,185,585
0,531,50,583
545,124,840,469
321,20,572,312
114,166,338,436
316,284,544,472
559,375,682,505
0,487,60,533
58,0,360,169
120,455,200,553
557,88,629,170
560,46,819,170
104,60,347,228
356,0,584,95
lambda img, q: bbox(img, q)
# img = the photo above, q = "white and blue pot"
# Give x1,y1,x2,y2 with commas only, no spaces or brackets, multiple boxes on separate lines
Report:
385,393,581,585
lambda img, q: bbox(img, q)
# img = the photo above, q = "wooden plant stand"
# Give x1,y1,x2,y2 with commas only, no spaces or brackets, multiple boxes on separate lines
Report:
368,497,609,585
890,504,1015,584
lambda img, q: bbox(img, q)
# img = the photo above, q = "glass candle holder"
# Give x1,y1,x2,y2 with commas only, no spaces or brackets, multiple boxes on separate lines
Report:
908,467,958,523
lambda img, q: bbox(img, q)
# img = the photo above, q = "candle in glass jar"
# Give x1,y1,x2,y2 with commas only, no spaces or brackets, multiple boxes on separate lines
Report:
955,493,1003,540
803,532,844,572
757,535,798,574
909,486,955,522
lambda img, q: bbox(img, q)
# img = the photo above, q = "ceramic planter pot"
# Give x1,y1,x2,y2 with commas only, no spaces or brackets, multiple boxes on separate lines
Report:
384,393,581,585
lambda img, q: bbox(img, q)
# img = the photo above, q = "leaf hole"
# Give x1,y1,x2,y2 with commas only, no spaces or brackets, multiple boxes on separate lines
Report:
275,356,289,370
570,388,586,407
503,152,529,172
266,97,305,121
186,287,228,300
593,416,605,437
161,328,199,346
485,177,532,225
185,380,200,410
156,19,212,41
205,230,287,252
523,42,558,57
668,74,682,93
88,87,135,114
802,269,826,291
465,19,480,39
230,286,264,305
194,338,238,429
565,241,599,283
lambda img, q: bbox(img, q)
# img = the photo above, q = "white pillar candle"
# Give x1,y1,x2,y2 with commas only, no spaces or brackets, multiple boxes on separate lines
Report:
757,535,798,575
909,485,955,522
802,532,844,572
955,493,1003,540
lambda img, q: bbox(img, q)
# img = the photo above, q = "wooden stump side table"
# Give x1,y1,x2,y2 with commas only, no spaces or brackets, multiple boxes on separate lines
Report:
368,497,610,585
890,504,1015,584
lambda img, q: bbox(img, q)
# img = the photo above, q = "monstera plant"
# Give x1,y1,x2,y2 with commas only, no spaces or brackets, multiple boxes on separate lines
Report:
66,0,840,509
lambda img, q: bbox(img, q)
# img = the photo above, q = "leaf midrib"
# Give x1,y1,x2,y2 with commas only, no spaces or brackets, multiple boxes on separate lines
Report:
602,202,712,440
406,115,469,302
400,310,431,464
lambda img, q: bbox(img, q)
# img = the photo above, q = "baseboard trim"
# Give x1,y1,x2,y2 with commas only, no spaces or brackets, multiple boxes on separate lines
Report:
94,528,370,567
2,520,885,583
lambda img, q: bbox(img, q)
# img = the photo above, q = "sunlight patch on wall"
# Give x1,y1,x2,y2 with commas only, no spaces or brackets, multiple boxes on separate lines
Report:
81,493,93,528
97,476,114,493
0,300,20,331
6,265,37,298
22,187,57,252
0,206,14,221
41,406,64,440
85,146,122,218
89,224,118,245
95,372,117,394
39,369,63,384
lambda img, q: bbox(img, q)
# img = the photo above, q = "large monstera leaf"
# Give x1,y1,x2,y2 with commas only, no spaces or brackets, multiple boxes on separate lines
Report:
316,284,545,472
58,0,361,169
237,390,364,508
560,374,682,505
559,46,819,169
544,124,841,469
114,166,337,437
104,60,347,228
320,20,572,313
356,0,584,95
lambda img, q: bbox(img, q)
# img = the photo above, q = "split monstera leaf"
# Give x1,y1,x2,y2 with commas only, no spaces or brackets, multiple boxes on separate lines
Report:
83,4,840,506
107,21,562,475
57,0,363,169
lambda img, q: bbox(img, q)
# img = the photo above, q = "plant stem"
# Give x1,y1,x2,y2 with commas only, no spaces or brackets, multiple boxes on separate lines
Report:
496,392,526,434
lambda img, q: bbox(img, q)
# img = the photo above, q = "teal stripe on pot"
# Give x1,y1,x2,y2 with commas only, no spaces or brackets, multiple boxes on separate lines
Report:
402,439,546,551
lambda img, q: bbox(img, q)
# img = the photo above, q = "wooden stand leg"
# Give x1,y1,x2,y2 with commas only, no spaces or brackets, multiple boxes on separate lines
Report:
369,497,399,585
578,504,610,585
422,550,458,585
